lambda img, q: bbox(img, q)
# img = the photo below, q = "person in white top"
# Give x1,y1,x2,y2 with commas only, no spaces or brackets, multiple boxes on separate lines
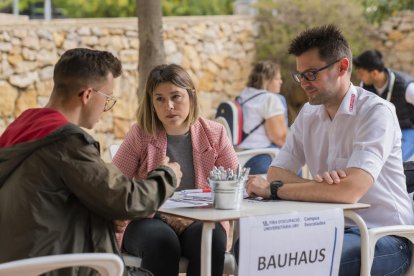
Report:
237,60,288,174
245,25,414,276
353,49,414,161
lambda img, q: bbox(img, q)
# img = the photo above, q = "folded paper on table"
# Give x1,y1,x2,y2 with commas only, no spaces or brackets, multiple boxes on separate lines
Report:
161,192,212,209
181,192,214,201
161,189,250,209
160,199,209,209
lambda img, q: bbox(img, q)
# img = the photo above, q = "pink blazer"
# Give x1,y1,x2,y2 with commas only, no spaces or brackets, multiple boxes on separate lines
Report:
113,117,239,188
113,117,239,245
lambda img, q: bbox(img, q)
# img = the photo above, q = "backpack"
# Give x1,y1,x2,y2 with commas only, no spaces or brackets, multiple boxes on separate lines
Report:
215,92,266,146
403,161,414,194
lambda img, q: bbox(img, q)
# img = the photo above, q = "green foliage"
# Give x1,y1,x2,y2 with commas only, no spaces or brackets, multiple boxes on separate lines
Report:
162,0,233,16
0,0,136,17
0,0,11,11
358,0,414,24
0,0,233,18
52,0,136,18
255,0,374,119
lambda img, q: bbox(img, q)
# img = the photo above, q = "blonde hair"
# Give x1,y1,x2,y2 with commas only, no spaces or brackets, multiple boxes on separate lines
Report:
247,60,280,90
136,64,199,136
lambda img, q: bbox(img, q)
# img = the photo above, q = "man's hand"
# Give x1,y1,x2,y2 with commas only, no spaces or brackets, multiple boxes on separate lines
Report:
113,219,129,233
161,157,182,188
246,175,272,198
314,169,346,184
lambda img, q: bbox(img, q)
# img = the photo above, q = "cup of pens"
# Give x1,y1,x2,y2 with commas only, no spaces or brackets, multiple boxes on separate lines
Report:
208,165,249,210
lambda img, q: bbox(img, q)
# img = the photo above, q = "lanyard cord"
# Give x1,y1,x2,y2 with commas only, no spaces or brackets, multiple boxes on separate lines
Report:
386,69,396,102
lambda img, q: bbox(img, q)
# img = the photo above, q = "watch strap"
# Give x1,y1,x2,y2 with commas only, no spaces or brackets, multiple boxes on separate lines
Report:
270,180,283,200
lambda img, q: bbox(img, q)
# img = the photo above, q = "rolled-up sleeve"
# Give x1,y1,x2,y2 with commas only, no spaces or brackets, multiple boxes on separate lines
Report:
348,104,399,180
348,150,383,180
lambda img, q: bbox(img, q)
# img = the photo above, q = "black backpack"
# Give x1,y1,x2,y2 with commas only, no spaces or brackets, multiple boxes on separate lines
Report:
215,93,266,146
403,161,414,194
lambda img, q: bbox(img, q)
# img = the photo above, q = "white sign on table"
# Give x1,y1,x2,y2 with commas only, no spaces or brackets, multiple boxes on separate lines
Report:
239,208,344,276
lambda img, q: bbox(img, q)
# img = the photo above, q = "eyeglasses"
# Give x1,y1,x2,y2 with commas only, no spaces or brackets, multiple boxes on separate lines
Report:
292,59,341,83
91,89,117,112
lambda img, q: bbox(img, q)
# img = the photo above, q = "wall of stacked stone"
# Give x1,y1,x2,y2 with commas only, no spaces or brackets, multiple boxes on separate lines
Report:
375,10,414,76
0,16,258,161
1,12,413,161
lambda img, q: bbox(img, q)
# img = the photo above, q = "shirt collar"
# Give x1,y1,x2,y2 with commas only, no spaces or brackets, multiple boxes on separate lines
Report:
316,84,358,121
337,84,358,116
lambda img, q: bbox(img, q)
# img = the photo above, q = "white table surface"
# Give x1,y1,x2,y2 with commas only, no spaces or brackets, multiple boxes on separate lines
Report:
160,199,369,221
159,199,370,276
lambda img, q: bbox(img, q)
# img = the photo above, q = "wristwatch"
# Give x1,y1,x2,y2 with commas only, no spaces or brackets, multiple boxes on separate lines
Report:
270,180,284,200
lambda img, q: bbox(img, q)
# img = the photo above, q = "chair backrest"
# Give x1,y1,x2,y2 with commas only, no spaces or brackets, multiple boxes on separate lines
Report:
109,144,120,160
0,253,124,276
215,117,233,143
235,148,279,168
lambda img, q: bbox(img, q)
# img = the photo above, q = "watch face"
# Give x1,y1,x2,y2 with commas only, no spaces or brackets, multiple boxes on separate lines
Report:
271,180,283,187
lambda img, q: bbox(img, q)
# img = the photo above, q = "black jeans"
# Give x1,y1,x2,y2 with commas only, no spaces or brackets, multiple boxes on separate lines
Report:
122,217,226,276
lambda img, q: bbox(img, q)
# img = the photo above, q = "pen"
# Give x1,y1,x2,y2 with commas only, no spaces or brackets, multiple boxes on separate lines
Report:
180,188,211,194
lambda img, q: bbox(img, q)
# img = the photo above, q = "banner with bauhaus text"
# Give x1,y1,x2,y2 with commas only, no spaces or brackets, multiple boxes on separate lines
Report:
239,208,344,276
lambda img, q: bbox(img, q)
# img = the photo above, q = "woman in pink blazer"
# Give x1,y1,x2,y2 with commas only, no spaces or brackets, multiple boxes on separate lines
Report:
113,64,238,276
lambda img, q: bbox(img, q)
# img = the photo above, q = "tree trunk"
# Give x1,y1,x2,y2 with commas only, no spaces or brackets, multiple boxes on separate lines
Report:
137,0,166,100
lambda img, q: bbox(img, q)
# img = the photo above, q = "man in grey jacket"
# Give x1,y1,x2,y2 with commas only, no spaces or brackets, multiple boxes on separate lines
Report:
0,48,182,276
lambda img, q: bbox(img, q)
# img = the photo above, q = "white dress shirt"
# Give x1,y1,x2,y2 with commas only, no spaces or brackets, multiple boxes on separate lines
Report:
272,84,414,228
238,87,285,149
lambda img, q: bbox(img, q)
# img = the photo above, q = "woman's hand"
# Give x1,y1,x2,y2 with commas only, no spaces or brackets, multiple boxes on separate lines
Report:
161,156,183,189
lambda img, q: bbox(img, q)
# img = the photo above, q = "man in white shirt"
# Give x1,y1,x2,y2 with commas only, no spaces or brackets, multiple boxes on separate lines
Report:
246,25,414,275
353,49,414,161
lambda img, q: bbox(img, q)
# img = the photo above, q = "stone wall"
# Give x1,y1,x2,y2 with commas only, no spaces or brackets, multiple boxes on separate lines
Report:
375,10,414,75
0,16,258,161
1,12,413,161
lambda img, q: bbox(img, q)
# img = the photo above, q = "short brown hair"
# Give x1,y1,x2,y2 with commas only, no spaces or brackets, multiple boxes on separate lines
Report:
53,48,122,99
247,60,280,89
288,25,352,72
137,64,199,136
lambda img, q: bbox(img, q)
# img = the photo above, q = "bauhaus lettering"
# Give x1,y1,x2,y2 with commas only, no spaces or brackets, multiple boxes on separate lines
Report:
257,248,326,271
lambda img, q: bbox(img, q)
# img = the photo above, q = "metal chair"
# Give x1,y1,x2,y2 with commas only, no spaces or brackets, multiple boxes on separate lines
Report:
0,253,124,276
365,161,414,276
367,226,414,275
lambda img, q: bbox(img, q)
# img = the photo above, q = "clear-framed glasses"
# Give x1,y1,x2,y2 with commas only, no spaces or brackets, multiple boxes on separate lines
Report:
292,59,341,83
92,88,117,112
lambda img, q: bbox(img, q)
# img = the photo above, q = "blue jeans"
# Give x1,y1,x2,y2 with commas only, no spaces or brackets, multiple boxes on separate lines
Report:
244,145,279,175
244,153,273,175
402,129,414,161
244,150,303,175
339,227,411,276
